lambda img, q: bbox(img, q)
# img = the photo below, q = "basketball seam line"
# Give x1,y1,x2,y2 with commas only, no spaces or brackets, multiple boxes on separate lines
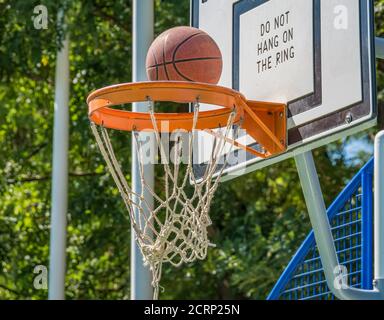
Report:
162,40,170,80
172,32,203,61
147,56,222,69
152,52,159,81
173,63,193,81
171,32,207,81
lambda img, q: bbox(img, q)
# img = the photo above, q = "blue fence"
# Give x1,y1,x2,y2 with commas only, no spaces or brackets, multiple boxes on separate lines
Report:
268,158,374,300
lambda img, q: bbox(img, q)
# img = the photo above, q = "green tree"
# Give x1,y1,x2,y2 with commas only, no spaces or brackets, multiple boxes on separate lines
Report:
0,0,383,299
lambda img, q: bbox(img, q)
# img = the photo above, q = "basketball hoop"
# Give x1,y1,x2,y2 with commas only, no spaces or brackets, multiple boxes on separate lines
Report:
87,81,286,298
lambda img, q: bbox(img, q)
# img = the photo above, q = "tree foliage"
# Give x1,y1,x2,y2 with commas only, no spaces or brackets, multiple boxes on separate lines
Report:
0,0,383,299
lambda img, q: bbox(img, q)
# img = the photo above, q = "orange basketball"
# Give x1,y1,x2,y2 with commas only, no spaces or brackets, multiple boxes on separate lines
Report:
146,26,222,84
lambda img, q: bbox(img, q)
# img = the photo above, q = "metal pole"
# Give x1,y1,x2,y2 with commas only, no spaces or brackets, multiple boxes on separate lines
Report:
294,152,340,289
295,151,384,299
48,37,70,300
376,37,384,59
374,131,384,282
376,39,384,286
131,0,154,300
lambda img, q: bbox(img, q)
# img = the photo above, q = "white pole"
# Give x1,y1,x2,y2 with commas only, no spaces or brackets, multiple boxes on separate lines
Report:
295,151,384,299
376,37,384,59
374,131,384,282
294,152,340,288
131,0,154,300
48,37,70,300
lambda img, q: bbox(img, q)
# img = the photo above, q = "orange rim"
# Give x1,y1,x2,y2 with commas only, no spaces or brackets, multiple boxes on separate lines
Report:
87,81,245,132
87,81,287,158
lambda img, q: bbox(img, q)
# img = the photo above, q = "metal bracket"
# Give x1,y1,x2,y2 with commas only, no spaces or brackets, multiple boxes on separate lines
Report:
242,100,287,156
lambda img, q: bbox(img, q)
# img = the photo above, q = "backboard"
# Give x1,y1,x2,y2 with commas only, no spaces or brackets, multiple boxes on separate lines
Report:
191,0,377,180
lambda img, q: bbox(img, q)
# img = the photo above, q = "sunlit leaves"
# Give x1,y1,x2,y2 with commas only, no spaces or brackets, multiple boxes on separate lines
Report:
0,0,383,300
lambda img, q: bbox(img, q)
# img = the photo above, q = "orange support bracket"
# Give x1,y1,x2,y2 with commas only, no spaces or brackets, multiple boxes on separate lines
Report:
240,99,287,157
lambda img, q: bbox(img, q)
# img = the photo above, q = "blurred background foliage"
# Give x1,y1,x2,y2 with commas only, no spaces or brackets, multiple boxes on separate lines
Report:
0,0,383,299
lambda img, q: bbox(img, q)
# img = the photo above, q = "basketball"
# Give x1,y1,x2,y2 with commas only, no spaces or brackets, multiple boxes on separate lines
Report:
146,26,222,84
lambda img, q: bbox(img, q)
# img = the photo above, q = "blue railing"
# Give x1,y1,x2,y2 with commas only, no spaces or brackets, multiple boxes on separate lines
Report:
268,158,374,300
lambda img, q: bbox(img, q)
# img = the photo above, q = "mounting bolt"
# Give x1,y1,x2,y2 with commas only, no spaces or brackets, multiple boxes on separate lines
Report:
345,113,353,124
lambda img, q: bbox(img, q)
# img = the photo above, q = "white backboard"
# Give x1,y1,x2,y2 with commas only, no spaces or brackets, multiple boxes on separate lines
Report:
191,0,377,180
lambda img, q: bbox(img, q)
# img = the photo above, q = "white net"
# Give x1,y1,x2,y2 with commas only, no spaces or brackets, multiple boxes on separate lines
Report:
90,101,238,299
